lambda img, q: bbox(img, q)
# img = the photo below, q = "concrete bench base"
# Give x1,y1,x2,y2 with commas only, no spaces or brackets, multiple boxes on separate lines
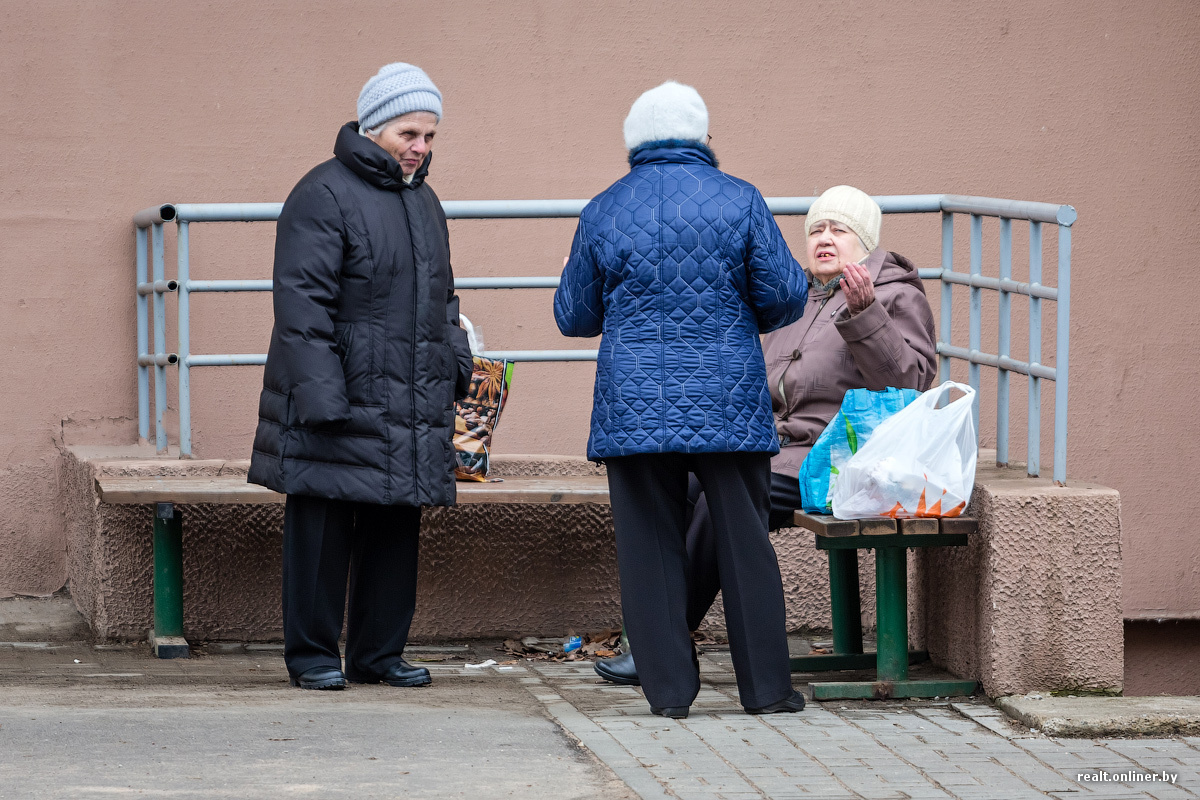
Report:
918,463,1123,697
62,448,620,643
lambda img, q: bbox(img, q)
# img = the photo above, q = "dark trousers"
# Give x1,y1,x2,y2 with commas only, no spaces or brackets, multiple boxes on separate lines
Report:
685,471,805,630
606,452,793,710
282,494,421,679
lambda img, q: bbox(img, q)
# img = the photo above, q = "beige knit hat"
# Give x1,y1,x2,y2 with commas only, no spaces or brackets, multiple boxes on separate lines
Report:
805,186,882,253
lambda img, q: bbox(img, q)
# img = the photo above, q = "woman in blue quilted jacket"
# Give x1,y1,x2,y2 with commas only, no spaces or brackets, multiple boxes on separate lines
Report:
554,81,809,718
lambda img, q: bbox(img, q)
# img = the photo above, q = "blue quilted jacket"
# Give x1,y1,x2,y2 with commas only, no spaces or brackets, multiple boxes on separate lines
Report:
554,141,808,460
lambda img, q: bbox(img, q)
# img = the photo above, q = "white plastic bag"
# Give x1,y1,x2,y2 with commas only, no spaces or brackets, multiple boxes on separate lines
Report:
830,381,977,519
459,313,485,356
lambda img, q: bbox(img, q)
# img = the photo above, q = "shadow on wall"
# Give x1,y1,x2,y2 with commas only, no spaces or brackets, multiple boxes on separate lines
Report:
1124,620,1200,696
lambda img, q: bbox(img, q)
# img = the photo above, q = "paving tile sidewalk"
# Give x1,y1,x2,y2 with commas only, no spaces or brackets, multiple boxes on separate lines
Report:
528,650,1200,800
1,641,1197,799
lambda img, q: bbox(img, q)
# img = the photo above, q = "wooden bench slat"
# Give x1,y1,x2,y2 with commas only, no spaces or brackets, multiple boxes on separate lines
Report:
792,512,859,537
939,516,978,535
859,518,898,536
456,476,609,504
95,474,611,506
899,518,939,536
96,477,284,505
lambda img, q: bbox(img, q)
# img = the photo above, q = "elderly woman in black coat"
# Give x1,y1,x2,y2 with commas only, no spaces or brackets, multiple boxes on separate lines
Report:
249,63,472,690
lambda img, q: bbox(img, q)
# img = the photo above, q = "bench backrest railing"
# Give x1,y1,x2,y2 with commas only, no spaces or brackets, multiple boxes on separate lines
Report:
132,194,1075,483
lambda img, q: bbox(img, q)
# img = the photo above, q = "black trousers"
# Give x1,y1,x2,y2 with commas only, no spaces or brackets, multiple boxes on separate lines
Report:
282,494,421,679
606,452,793,710
685,471,805,631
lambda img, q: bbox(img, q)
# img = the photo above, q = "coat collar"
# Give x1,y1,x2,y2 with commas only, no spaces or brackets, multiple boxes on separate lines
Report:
628,139,718,169
863,246,887,283
334,120,431,191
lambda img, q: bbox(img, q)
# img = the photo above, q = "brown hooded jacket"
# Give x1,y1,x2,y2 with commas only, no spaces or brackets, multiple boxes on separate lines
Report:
765,247,937,478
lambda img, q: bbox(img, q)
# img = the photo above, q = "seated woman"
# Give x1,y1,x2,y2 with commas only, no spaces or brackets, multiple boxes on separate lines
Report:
595,185,938,686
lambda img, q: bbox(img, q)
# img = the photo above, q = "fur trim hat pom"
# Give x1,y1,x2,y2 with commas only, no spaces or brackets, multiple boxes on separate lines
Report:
623,81,708,151
805,185,882,253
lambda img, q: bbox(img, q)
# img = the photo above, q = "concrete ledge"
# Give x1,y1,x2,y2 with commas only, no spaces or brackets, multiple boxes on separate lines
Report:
0,594,91,642
996,695,1200,737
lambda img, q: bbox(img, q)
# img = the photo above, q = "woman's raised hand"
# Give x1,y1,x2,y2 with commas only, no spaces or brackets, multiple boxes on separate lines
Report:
842,261,875,316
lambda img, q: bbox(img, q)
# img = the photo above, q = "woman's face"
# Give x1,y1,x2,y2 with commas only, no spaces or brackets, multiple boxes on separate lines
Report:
806,219,868,281
368,112,438,175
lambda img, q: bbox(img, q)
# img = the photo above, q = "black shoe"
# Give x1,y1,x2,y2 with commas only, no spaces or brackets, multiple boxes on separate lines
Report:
289,666,346,690
594,652,640,686
348,658,432,688
650,705,690,719
745,689,806,715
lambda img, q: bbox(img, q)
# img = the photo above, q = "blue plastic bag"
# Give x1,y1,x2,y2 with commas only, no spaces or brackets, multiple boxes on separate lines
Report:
798,387,922,514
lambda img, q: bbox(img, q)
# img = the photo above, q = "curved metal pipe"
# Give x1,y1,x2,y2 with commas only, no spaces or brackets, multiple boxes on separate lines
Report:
136,280,178,295
172,203,283,222
940,196,1076,226
481,350,599,362
132,204,176,228
138,353,179,367
187,279,272,292
134,195,1078,227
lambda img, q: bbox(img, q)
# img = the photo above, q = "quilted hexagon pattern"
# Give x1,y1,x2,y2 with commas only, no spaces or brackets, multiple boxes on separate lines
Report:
554,142,807,460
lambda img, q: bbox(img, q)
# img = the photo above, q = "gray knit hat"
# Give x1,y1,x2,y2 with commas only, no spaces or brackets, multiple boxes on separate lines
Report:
357,63,443,130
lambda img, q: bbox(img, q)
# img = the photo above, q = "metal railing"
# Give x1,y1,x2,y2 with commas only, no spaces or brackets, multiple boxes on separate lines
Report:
133,194,1075,482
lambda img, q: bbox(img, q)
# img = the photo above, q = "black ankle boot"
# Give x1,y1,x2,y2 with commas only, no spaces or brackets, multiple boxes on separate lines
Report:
289,665,346,690
594,652,640,686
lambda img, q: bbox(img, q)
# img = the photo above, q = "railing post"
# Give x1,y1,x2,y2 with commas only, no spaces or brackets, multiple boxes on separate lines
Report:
136,227,150,444
1054,224,1071,485
996,218,1012,466
1027,221,1043,477
969,214,983,433
151,222,169,454
939,213,953,383
177,221,192,458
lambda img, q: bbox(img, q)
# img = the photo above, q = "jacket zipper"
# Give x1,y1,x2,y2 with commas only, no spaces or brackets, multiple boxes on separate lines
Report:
400,188,420,502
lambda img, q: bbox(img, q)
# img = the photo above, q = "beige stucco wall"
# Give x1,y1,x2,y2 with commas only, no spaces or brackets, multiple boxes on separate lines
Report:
1,3,1196,639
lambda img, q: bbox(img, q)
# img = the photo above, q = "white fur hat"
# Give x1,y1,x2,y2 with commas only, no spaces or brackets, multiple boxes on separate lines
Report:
623,81,708,151
805,185,883,253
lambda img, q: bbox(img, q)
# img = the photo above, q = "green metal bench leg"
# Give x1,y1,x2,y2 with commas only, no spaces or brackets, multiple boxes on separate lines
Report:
794,548,909,672
829,549,864,655
812,545,976,700
150,503,190,658
875,546,908,681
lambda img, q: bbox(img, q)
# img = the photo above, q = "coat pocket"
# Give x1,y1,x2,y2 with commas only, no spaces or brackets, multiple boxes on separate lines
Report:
287,402,387,470
334,322,373,404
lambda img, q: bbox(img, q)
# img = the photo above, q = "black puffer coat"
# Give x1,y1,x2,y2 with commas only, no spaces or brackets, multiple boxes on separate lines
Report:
248,122,473,506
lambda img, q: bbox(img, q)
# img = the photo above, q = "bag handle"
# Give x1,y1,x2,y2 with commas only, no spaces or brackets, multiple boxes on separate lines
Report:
920,380,976,410
459,314,484,356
